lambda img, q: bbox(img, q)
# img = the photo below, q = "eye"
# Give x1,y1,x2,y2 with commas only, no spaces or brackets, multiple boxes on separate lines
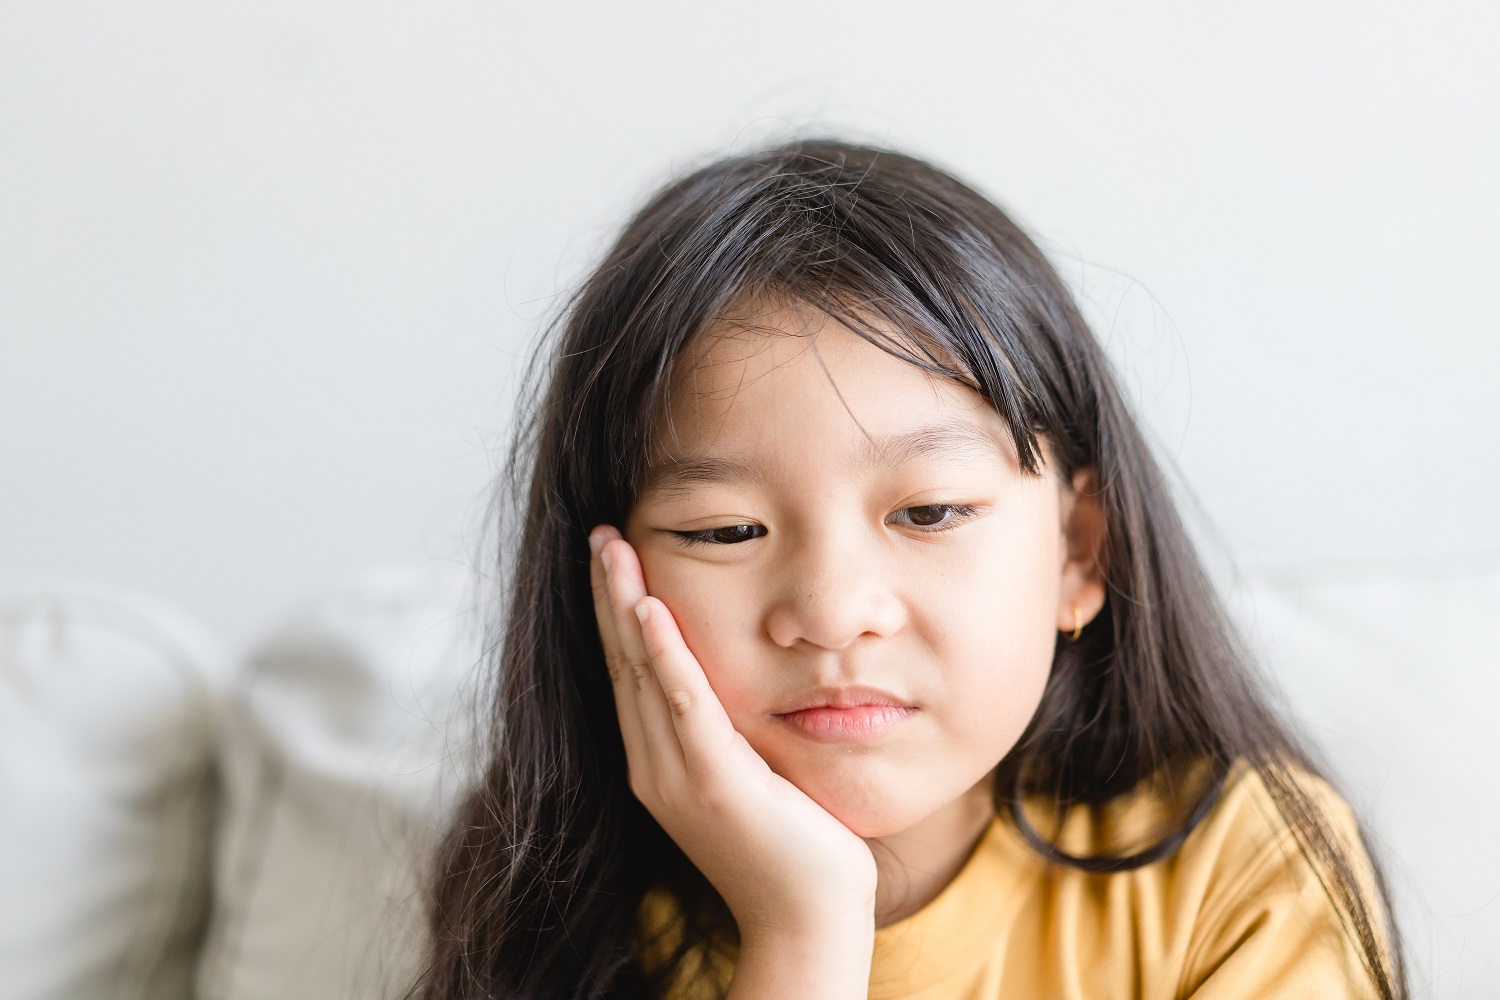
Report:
671,523,768,547
889,503,981,532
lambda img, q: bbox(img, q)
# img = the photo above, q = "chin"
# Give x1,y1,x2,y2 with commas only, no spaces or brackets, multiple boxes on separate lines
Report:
837,811,916,840
797,774,937,840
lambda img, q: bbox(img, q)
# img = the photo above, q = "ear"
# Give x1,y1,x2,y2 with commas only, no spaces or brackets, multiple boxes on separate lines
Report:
1056,466,1107,635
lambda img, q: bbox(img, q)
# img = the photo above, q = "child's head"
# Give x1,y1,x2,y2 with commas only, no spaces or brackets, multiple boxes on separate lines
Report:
543,139,1211,821
422,138,1398,1000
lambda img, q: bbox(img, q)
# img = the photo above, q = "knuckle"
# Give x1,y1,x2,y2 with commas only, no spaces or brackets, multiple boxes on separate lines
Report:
663,687,694,717
627,655,652,687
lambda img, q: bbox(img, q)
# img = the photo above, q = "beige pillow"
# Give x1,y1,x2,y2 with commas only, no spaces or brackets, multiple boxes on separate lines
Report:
0,585,228,1000
193,564,483,1000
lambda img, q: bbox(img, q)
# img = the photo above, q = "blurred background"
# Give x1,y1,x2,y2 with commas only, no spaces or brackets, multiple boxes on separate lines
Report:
6,0,1497,649
3,1,1497,997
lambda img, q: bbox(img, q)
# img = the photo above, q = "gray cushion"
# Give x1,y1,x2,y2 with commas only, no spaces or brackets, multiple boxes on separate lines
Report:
193,563,482,1000
0,586,228,1000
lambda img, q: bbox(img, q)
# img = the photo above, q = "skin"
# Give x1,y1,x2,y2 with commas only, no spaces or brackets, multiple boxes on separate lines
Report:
589,302,1106,996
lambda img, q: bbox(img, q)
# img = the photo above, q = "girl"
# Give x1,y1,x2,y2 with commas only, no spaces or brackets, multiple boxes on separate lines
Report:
416,140,1404,999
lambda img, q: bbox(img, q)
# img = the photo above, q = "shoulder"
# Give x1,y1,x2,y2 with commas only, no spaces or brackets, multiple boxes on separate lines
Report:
1178,760,1357,886
1034,758,1356,875
1030,760,1387,997
1180,760,1367,914
1168,761,1388,998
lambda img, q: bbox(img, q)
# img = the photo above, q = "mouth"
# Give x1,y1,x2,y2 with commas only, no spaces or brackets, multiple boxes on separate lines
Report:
771,686,917,743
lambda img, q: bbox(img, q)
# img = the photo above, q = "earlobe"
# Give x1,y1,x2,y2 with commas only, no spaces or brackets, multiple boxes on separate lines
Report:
1057,466,1108,634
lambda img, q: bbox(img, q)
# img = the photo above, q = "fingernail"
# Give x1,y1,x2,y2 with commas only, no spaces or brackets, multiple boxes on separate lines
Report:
600,546,614,573
588,530,604,557
634,601,649,625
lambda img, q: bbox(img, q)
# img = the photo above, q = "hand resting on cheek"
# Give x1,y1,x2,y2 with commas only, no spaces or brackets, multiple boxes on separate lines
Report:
590,525,880,965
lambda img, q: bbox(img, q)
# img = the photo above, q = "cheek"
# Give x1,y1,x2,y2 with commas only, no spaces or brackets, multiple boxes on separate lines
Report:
917,517,1062,734
632,546,766,710
923,509,1060,646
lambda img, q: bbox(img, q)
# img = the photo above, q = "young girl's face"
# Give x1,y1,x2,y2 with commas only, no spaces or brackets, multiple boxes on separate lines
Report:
624,301,1104,840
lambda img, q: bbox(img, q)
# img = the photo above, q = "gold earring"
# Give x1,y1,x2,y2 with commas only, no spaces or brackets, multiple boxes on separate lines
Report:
1071,605,1083,641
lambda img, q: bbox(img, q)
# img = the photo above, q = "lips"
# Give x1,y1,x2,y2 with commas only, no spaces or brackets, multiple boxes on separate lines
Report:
771,686,917,743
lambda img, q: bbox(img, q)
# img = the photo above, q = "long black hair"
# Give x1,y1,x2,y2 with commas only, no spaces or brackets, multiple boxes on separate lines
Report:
414,139,1404,999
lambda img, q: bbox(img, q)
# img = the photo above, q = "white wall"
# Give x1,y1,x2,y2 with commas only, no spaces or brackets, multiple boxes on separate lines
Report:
5,0,1496,649
3,0,1497,991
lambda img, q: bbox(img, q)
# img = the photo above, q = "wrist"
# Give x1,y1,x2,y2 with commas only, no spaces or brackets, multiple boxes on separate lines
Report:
733,895,876,950
730,920,874,1000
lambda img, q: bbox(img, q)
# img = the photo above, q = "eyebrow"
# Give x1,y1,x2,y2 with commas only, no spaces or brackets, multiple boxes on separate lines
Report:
639,422,1007,501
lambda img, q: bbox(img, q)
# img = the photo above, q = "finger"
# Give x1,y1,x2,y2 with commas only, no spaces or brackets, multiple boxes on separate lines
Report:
633,595,737,778
589,526,647,765
603,538,685,774
588,525,624,680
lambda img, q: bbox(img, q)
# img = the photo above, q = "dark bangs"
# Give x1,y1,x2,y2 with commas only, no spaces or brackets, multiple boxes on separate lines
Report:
562,143,1090,526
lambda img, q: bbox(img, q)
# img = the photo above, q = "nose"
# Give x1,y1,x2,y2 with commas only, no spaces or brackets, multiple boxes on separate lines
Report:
762,530,908,651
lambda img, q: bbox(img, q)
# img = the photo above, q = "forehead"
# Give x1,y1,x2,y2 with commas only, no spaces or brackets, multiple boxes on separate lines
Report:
640,303,1019,496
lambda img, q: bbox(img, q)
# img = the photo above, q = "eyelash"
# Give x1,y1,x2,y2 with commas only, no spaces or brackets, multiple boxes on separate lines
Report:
670,503,982,547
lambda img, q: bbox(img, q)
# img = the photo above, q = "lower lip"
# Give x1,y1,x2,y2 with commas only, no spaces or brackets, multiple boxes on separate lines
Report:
775,705,916,742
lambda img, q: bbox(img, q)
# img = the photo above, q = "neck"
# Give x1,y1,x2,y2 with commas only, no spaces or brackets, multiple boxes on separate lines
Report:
867,773,997,928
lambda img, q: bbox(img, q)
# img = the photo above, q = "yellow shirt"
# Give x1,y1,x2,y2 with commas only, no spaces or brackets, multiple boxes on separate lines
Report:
647,765,1385,999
